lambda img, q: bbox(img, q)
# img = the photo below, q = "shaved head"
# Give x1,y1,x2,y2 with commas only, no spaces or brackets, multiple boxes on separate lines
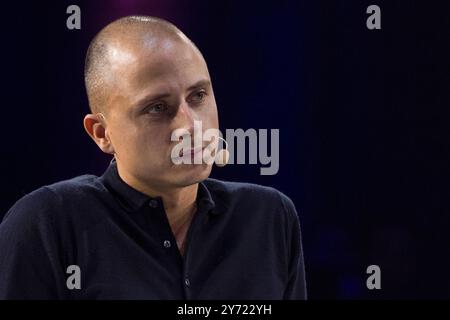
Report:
84,15,200,114
83,15,218,191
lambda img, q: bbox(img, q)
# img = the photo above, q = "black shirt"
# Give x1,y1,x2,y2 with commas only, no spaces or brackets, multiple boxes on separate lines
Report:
0,161,306,299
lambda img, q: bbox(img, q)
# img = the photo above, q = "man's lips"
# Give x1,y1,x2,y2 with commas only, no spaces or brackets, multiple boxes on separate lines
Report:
171,139,217,162
179,145,205,157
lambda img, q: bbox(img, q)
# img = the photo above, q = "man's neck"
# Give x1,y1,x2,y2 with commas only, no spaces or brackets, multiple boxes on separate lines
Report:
116,164,198,232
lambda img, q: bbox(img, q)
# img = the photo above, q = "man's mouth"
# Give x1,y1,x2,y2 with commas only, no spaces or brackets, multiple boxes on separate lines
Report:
171,138,218,164
171,145,209,164
179,145,205,157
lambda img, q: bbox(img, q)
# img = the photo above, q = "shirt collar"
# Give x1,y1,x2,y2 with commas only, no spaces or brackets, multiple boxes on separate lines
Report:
100,159,218,215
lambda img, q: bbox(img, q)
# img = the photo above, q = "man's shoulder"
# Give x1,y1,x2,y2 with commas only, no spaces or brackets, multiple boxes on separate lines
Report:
45,173,104,199
2,173,102,223
203,178,297,217
204,177,280,197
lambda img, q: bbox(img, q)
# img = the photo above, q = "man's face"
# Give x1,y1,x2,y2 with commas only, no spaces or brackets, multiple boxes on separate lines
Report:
104,36,219,189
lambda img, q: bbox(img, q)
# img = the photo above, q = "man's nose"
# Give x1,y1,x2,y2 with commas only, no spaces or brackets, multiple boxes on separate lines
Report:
175,101,197,133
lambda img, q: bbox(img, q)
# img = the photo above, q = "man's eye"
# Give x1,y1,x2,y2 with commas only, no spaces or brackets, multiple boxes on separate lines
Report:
147,103,168,114
190,91,207,103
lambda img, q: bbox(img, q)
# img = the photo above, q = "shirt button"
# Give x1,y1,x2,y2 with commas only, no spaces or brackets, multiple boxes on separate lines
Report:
184,278,190,287
149,199,158,208
163,240,171,248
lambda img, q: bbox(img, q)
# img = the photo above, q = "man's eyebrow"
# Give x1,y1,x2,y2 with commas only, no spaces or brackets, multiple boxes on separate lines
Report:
187,79,211,91
134,92,171,108
133,79,211,109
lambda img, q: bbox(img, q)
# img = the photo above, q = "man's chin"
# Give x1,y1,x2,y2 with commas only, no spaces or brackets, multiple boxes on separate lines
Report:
171,163,212,187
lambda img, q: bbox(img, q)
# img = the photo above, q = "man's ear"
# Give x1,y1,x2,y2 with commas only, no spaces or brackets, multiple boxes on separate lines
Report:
83,114,115,155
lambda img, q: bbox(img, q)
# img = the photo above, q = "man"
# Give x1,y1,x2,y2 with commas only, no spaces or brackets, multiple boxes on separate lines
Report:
0,16,306,299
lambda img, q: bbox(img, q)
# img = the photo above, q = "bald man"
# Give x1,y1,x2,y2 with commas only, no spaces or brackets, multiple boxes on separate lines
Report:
0,16,306,300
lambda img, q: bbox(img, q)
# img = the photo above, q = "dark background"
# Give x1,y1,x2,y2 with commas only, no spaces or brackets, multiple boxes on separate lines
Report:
1,0,449,299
